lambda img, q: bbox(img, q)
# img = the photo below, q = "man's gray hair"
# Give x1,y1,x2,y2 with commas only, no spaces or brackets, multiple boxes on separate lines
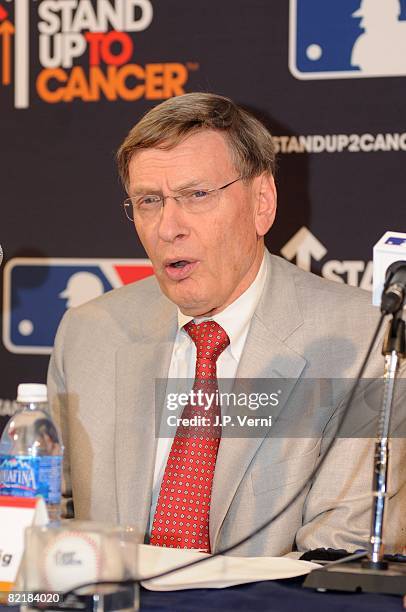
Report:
116,92,276,188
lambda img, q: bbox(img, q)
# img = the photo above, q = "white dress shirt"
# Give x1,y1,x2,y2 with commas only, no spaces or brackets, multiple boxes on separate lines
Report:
148,254,268,532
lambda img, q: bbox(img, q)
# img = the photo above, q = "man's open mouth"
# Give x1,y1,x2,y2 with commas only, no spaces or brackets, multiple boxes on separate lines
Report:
164,259,199,280
169,260,190,268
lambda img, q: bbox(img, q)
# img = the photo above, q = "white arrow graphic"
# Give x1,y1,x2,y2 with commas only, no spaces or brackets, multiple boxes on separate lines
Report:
281,226,327,271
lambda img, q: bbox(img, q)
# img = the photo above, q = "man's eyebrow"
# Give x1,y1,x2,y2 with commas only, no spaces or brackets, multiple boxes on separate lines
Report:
129,178,209,195
174,178,208,191
129,185,162,196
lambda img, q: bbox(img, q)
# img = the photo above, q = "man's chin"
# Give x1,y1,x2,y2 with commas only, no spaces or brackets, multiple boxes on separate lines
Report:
161,284,215,317
173,296,215,318
179,303,218,318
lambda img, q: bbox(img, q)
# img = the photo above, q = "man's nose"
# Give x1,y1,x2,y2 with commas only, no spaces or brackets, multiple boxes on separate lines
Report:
157,196,190,242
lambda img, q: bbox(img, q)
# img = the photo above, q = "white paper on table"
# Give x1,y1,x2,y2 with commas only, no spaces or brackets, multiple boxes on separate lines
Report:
138,544,321,591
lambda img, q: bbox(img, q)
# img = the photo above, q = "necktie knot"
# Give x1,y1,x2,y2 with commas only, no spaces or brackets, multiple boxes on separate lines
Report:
183,320,230,364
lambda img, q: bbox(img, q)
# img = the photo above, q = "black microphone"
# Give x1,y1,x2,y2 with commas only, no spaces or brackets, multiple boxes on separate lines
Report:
381,260,406,314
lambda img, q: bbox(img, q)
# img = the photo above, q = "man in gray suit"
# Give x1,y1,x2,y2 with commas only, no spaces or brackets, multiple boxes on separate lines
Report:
48,93,406,556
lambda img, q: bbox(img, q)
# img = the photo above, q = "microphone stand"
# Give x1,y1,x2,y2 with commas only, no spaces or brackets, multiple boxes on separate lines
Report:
364,311,405,570
303,311,406,595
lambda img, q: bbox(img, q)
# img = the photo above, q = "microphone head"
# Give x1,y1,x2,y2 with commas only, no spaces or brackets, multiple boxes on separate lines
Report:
0,244,3,267
384,260,406,291
381,260,406,314
385,260,406,282
381,289,405,315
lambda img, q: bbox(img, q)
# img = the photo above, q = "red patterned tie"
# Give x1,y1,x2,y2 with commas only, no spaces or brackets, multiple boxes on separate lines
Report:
150,320,230,551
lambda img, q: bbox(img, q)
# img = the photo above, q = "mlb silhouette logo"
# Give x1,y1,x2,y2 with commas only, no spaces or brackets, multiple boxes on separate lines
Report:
2,258,154,354
289,0,406,79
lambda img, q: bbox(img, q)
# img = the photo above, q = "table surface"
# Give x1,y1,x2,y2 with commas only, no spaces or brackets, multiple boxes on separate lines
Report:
139,577,403,611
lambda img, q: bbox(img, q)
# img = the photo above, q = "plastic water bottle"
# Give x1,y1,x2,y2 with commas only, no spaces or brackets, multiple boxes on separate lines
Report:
0,384,63,523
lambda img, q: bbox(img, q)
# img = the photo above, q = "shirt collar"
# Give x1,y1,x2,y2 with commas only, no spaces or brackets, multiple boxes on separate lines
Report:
177,253,268,361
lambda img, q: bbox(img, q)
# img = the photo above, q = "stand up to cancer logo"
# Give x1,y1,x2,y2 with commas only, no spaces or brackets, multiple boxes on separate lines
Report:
0,0,196,108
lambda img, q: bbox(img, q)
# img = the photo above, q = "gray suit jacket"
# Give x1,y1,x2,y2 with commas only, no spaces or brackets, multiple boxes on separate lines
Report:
47,252,406,556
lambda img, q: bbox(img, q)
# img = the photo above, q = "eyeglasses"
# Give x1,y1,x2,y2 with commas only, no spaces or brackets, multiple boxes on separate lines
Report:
123,176,243,222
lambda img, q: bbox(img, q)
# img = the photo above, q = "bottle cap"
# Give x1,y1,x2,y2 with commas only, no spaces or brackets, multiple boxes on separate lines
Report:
17,383,48,403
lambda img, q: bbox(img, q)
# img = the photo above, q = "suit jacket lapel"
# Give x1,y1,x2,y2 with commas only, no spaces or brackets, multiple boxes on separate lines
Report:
210,253,307,550
115,294,177,530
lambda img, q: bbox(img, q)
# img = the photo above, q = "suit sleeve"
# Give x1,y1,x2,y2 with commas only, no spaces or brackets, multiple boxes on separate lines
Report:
47,309,75,519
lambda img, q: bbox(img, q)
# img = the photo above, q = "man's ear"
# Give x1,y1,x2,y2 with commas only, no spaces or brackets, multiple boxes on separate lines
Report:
254,173,277,236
